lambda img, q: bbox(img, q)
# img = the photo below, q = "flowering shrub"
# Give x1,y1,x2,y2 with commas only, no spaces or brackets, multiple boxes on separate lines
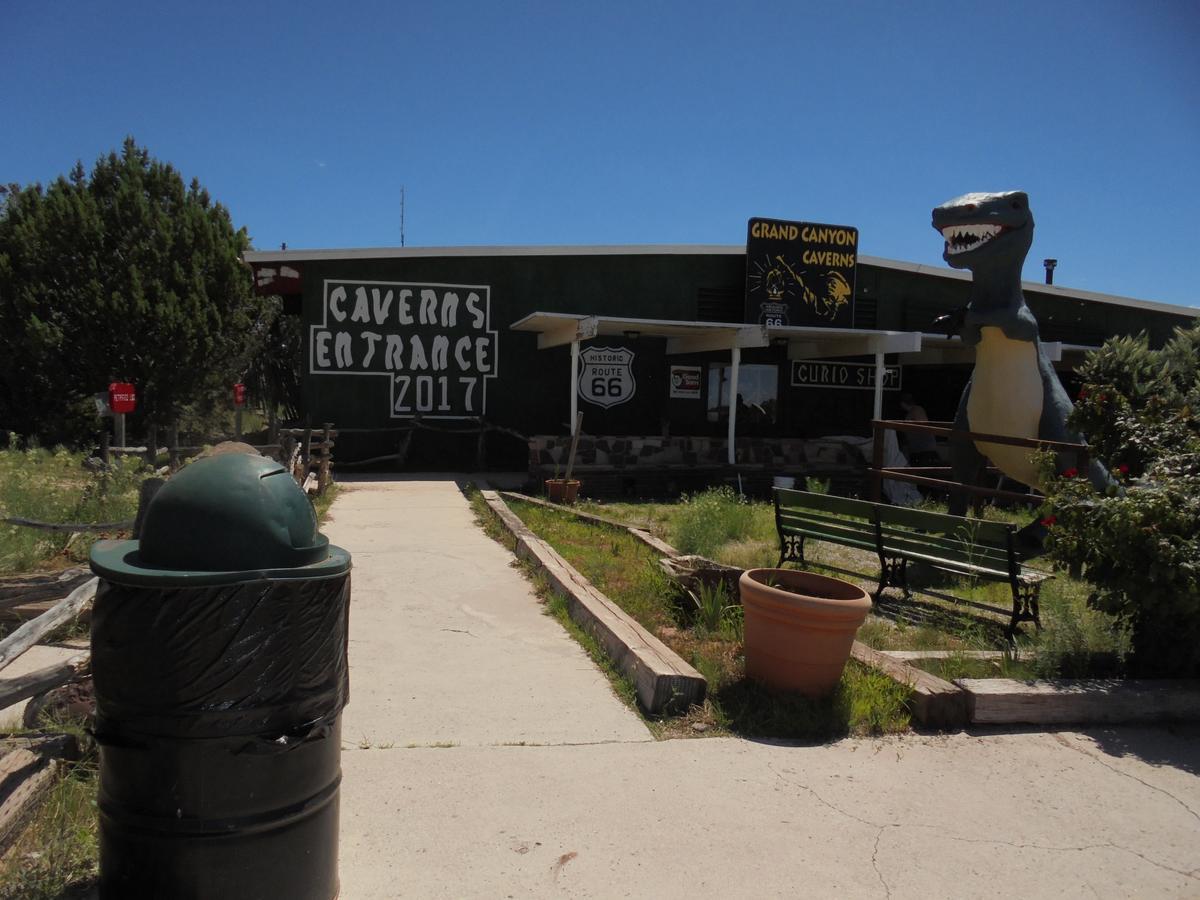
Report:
1041,322,1200,676
1069,328,1199,478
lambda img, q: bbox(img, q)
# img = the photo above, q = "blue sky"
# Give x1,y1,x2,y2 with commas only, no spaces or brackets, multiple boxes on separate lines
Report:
5,1,1198,307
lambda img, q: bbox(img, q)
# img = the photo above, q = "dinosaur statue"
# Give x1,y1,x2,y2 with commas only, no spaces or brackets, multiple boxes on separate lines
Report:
930,191,1111,518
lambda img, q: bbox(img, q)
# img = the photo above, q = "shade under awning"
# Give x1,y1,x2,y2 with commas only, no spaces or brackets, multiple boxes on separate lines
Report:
510,312,925,466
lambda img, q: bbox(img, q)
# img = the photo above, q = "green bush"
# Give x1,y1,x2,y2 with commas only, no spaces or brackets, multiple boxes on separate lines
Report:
1069,327,1199,478
1045,455,1199,676
670,486,756,557
1042,321,1200,676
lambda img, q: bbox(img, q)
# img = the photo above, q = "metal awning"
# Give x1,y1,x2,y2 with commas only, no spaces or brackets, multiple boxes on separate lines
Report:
510,312,924,465
900,334,1100,366
509,312,921,356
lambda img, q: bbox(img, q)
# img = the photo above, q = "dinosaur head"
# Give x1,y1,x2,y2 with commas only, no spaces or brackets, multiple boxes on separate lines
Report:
931,191,1034,272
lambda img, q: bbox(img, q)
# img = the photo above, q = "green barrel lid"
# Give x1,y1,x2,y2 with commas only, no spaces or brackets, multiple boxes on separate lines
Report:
90,454,350,586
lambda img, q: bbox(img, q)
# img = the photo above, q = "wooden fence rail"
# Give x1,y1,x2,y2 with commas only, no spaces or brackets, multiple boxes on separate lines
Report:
98,424,337,496
869,418,1090,506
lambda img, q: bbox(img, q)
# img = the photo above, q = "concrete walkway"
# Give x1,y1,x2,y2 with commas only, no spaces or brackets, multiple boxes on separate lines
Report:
328,477,1200,899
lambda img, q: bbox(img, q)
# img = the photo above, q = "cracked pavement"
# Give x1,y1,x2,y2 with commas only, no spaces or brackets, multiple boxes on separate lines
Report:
328,477,1200,898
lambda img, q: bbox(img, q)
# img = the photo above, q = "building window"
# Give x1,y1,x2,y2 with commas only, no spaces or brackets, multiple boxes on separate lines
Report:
706,363,778,427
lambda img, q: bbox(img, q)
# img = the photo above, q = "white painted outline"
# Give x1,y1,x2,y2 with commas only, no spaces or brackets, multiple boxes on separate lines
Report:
309,279,499,420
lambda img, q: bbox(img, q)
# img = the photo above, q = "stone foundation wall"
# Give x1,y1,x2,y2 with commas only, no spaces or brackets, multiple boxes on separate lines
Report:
528,434,872,499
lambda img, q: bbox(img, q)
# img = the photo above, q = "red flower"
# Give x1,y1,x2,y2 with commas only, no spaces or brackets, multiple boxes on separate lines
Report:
1061,467,1079,478
1097,393,1108,402
1078,388,1088,400
1040,515,1057,527
1118,463,1129,475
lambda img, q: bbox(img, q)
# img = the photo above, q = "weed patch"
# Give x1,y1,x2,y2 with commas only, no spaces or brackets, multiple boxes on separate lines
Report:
0,714,99,899
670,487,759,558
0,449,146,575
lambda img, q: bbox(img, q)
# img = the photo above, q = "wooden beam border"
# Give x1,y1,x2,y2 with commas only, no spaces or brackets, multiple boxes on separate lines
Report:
850,641,969,730
480,490,705,715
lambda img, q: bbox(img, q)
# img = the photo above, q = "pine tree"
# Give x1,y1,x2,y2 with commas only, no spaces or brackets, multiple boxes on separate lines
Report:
0,138,270,444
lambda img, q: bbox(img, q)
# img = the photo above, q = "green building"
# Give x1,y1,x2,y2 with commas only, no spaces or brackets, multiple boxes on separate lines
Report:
243,243,1196,494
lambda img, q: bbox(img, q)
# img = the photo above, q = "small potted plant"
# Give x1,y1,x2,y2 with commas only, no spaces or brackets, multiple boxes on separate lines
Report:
544,463,580,504
545,414,583,503
739,568,871,697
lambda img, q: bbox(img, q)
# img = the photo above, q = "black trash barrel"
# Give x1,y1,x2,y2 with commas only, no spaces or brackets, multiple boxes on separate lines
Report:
89,453,351,900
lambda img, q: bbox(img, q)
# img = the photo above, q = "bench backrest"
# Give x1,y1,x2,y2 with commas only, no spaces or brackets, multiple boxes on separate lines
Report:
774,488,878,553
874,503,1016,577
775,487,1019,578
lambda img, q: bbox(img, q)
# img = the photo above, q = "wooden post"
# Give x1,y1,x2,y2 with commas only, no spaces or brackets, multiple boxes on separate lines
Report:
870,420,885,502
300,424,312,480
114,412,125,449
100,430,110,467
168,424,180,472
235,408,243,441
563,412,584,484
318,423,333,494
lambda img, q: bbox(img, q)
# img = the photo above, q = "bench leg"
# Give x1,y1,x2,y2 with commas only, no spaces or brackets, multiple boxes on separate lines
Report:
779,534,805,569
1006,582,1043,639
874,555,909,601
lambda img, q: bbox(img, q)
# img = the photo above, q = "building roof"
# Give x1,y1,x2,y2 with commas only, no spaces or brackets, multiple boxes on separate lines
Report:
510,311,922,357
243,243,1198,319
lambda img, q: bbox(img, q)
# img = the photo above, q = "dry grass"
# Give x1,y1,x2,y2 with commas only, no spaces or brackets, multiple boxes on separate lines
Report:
0,449,145,575
0,716,98,900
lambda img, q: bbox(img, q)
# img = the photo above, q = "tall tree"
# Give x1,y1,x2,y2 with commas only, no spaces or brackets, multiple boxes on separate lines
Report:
0,138,269,443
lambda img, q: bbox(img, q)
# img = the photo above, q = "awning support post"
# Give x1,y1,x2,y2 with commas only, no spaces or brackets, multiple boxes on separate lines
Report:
727,346,741,466
570,340,580,428
873,351,885,421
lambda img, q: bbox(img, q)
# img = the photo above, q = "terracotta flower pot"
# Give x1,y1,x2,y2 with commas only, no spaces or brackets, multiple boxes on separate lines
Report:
739,568,872,697
545,478,580,503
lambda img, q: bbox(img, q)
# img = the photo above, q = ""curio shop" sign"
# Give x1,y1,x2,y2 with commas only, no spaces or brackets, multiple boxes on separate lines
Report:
790,360,901,391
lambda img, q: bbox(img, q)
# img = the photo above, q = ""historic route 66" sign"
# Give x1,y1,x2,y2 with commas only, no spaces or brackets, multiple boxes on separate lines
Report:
578,347,636,408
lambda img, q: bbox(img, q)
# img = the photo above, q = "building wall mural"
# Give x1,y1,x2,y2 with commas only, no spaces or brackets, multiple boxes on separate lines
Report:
308,279,499,419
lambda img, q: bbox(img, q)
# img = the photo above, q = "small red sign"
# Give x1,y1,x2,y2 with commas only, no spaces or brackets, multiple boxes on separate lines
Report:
233,383,246,407
108,382,136,414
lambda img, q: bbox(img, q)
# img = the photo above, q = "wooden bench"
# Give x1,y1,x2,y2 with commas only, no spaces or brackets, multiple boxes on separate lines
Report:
773,488,1052,637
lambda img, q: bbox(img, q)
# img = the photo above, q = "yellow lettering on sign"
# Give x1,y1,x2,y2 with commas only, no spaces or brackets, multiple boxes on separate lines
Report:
800,227,857,247
802,250,857,268
752,221,800,240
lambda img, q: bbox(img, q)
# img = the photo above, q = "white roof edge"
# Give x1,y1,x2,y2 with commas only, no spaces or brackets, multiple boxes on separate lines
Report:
243,243,743,262
510,311,919,340
242,245,1197,317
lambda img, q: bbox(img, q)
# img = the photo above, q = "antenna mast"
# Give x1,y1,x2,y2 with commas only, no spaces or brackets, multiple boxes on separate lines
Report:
400,186,406,248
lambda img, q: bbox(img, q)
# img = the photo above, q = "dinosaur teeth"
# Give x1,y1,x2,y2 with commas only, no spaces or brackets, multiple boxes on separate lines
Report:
941,223,1004,254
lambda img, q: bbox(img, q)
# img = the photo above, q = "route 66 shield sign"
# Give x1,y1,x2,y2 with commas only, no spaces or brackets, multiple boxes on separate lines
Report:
578,347,636,408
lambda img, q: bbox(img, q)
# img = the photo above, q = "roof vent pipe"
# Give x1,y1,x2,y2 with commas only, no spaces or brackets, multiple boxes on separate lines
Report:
1043,258,1057,285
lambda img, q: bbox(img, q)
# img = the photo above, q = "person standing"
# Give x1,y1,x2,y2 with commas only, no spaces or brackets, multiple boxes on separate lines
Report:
899,393,940,467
